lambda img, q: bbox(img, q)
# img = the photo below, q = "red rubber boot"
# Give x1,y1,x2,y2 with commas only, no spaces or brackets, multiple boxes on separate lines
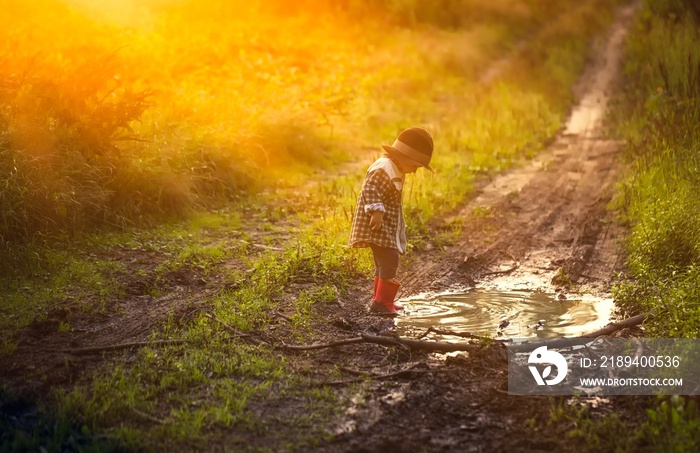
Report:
370,278,400,316
373,276,404,311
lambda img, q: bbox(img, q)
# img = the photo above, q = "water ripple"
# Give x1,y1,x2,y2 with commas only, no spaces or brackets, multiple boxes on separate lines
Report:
396,289,614,339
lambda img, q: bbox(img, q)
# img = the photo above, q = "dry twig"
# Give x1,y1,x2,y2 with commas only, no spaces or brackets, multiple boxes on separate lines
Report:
59,340,189,355
313,363,425,386
360,333,478,352
482,262,520,277
204,313,260,344
280,337,364,350
422,326,509,343
509,312,652,352
281,332,480,353
272,310,293,323
130,406,166,425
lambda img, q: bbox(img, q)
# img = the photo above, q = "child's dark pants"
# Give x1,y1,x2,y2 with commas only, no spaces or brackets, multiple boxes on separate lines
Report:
369,243,399,280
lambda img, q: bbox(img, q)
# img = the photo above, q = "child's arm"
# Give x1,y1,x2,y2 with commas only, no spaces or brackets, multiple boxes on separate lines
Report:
362,169,393,232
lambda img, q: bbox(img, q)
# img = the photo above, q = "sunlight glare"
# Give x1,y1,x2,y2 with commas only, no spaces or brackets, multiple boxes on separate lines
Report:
59,0,175,27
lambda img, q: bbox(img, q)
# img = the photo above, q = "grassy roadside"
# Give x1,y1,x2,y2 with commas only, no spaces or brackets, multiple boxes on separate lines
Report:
556,1,700,451
612,1,700,339
0,0,628,451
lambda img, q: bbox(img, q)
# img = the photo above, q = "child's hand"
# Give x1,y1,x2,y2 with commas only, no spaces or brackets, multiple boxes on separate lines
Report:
370,211,383,231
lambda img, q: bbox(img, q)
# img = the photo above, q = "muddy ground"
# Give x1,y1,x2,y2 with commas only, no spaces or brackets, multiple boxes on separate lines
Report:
322,4,648,452
0,4,654,452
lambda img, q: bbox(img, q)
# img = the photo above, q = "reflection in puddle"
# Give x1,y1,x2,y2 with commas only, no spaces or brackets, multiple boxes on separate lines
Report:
396,289,614,340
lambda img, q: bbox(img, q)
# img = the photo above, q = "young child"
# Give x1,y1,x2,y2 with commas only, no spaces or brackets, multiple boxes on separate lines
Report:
349,127,434,315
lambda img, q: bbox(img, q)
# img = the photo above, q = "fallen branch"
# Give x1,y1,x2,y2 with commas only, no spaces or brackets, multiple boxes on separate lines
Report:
422,327,510,343
281,332,480,353
314,363,424,386
509,312,652,352
361,333,478,352
280,337,364,351
59,340,189,355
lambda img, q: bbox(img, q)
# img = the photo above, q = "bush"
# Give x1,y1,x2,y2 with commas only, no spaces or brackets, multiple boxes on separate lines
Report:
0,52,152,242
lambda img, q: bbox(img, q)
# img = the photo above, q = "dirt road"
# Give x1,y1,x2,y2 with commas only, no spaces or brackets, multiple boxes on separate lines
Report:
321,4,639,452
401,3,635,300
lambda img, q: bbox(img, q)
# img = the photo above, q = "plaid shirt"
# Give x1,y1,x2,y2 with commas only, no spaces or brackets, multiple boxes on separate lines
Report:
349,156,407,253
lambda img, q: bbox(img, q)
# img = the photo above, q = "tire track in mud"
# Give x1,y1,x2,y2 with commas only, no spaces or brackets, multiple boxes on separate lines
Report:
399,3,636,300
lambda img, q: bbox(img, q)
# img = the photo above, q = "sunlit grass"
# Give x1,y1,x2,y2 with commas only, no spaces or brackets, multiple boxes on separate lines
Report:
0,0,620,257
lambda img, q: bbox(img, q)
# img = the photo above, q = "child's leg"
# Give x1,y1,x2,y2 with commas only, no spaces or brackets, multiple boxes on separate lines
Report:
371,249,382,301
369,244,398,280
372,249,381,277
368,244,402,313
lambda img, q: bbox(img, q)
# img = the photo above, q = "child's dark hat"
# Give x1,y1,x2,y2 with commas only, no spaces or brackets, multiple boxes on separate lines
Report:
382,127,435,173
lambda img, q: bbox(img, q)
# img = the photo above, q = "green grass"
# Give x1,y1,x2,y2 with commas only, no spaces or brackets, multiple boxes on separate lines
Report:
55,332,284,449
0,251,126,338
548,396,700,453
0,385,123,453
49,276,344,451
0,194,367,448
610,0,700,337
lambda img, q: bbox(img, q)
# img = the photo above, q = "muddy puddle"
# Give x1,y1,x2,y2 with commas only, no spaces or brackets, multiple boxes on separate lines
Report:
396,289,614,340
